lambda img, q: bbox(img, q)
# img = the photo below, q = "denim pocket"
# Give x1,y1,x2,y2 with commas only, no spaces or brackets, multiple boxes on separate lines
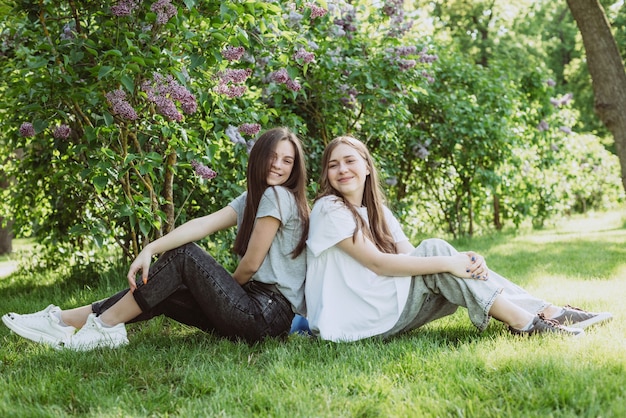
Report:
246,282,293,338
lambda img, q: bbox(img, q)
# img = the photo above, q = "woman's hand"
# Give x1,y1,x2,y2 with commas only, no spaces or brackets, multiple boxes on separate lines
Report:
127,248,154,292
448,254,474,278
463,251,489,280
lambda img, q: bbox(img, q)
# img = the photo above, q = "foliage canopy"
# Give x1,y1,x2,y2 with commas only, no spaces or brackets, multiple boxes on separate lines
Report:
0,0,623,262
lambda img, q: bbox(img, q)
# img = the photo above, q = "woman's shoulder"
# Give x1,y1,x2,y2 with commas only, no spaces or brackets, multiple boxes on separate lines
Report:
312,195,347,215
262,185,295,202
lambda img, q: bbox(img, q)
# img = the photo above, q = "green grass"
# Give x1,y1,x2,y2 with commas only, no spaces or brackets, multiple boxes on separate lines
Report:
1,210,625,417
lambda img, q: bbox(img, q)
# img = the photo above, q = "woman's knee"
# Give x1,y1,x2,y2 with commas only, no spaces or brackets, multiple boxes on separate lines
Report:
418,238,457,256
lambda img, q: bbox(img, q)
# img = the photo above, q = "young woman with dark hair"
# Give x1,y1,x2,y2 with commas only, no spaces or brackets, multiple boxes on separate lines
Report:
3,127,310,350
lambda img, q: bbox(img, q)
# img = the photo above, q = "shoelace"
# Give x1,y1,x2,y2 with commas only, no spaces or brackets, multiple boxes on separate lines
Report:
538,313,563,328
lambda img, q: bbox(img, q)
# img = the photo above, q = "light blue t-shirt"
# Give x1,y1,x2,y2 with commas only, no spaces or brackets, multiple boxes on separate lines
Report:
229,186,307,315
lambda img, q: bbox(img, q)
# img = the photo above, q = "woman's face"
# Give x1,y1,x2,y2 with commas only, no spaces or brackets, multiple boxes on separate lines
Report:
267,139,296,186
326,143,370,206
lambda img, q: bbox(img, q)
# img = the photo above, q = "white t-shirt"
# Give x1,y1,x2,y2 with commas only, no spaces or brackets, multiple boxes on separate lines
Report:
305,195,411,342
229,186,307,315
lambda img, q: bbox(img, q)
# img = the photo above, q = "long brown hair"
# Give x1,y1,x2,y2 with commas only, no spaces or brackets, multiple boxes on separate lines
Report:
233,127,309,258
316,135,396,254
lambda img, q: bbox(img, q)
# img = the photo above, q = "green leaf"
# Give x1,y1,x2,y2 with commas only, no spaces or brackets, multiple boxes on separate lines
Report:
121,74,134,92
93,176,109,193
104,49,123,57
139,218,151,237
98,66,114,80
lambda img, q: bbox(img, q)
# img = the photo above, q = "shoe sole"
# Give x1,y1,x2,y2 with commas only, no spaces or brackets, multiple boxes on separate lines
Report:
67,341,129,351
569,312,613,329
2,314,65,349
65,336,129,351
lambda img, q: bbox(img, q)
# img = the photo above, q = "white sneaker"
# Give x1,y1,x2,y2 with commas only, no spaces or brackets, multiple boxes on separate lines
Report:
2,304,76,348
64,313,128,351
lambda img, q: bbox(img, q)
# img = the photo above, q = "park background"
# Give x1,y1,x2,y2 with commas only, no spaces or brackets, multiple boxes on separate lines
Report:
0,0,625,416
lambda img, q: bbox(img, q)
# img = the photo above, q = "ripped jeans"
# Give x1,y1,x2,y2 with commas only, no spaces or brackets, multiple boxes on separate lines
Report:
92,243,294,343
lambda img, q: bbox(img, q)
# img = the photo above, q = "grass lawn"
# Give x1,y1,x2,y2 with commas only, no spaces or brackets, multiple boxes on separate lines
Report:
1,210,625,417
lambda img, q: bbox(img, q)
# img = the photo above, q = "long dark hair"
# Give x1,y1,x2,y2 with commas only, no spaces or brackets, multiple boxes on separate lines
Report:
316,135,396,254
233,127,309,258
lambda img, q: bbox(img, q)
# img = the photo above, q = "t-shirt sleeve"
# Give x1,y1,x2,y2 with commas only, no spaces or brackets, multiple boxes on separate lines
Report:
228,192,246,224
307,197,356,257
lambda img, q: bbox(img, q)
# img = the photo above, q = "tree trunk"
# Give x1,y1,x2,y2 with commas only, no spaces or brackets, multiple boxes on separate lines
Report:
567,0,626,192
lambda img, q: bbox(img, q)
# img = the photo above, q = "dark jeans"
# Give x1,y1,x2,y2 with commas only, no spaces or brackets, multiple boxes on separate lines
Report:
92,243,294,343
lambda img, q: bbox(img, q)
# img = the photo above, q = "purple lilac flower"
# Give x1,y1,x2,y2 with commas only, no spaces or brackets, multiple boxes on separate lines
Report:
339,84,358,109
268,68,301,92
334,6,357,36
412,144,429,160
560,92,573,106
106,89,139,120
400,46,418,56
191,160,217,180
293,48,315,64
222,46,245,61
546,79,556,87
214,84,247,98
111,0,140,17
537,120,549,132
220,69,252,84
550,93,574,107
53,124,71,139
418,47,438,63
214,69,252,98
331,25,346,37
286,78,301,92
397,59,416,71
421,71,435,83
142,73,197,121
559,126,572,134
151,93,182,121
60,24,74,41
269,68,290,84
161,74,197,114
226,125,246,145
19,122,35,137
385,176,398,186
383,0,412,37
383,0,404,17
307,3,328,19
151,0,177,25
238,123,261,136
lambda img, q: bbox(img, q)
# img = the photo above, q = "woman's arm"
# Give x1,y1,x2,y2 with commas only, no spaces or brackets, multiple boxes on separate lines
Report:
232,216,281,285
127,206,238,289
336,232,474,279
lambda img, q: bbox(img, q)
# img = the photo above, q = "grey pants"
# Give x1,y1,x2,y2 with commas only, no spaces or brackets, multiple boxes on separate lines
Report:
382,238,551,337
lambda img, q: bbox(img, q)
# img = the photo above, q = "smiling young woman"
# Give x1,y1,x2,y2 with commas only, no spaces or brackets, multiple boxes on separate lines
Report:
3,127,310,350
304,135,612,343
